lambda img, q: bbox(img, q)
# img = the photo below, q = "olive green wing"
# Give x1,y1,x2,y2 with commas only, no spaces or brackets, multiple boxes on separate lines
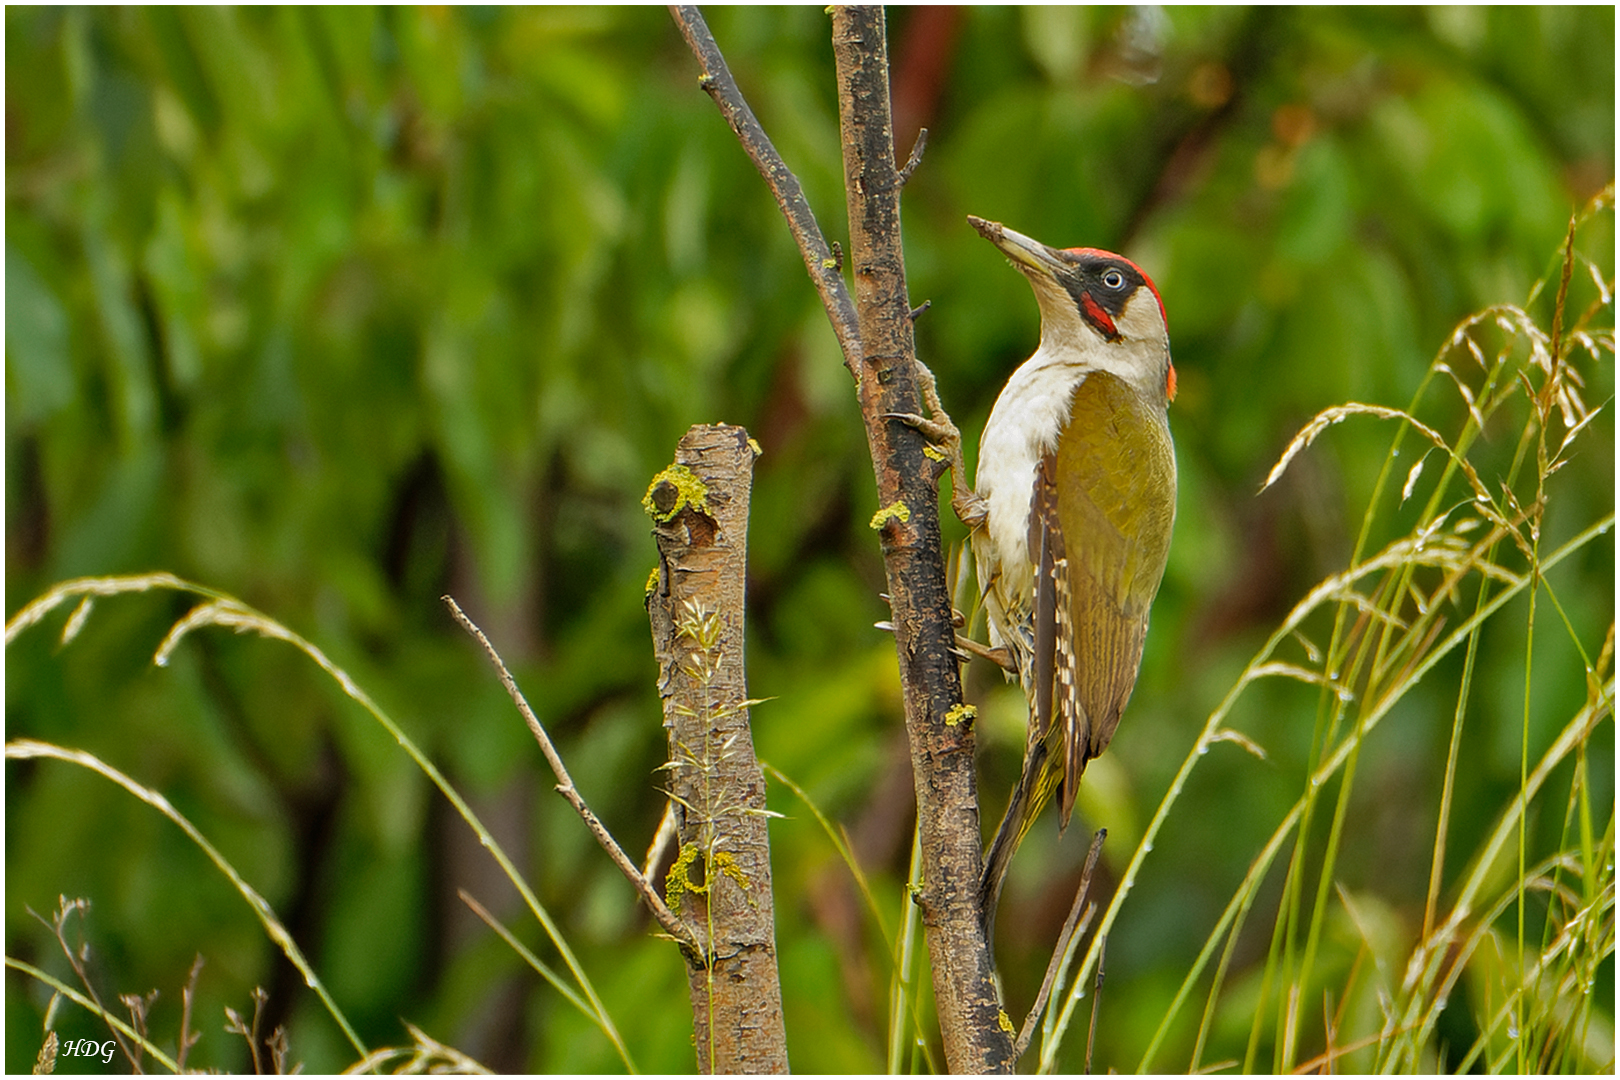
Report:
1051,371,1177,818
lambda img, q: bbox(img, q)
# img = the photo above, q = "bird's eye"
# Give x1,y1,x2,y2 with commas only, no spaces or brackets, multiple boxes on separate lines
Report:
1102,269,1126,290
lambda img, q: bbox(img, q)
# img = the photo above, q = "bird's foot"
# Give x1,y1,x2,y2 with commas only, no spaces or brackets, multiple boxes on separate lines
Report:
954,634,1015,673
886,409,959,448
886,358,986,531
951,488,989,531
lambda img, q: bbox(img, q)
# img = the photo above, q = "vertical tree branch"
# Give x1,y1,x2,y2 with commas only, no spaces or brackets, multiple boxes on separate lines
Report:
670,7,1007,1069
830,7,1012,1072
644,423,788,1074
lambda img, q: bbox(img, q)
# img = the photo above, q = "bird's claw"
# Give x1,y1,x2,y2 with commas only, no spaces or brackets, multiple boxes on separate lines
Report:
887,410,959,486
953,633,1015,673
894,357,986,533
953,490,989,530
886,410,961,451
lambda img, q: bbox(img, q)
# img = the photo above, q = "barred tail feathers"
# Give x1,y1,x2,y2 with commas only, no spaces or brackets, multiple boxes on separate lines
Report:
979,743,1040,943
980,732,1101,943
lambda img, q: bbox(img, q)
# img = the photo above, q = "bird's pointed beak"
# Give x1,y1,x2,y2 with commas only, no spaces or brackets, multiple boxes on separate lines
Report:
967,215,1066,281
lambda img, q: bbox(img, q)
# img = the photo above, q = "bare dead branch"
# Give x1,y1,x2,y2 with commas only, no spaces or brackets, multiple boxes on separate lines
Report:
898,126,929,186
1016,829,1107,1059
668,5,862,377
444,596,701,959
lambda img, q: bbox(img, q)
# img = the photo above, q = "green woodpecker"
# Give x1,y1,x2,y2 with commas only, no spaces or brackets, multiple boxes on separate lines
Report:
966,215,1177,940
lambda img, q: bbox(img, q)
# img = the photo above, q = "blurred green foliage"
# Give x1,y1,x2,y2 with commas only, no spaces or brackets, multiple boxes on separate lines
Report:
5,6,1612,1073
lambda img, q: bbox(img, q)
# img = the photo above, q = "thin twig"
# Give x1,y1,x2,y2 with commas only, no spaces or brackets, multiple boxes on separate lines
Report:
267,1026,292,1075
1015,828,1107,1058
1086,933,1108,1074
120,990,157,1073
223,987,270,1074
668,4,863,373
177,956,204,1073
443,595,703,959
898,126,928,186
33,899,137,1068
